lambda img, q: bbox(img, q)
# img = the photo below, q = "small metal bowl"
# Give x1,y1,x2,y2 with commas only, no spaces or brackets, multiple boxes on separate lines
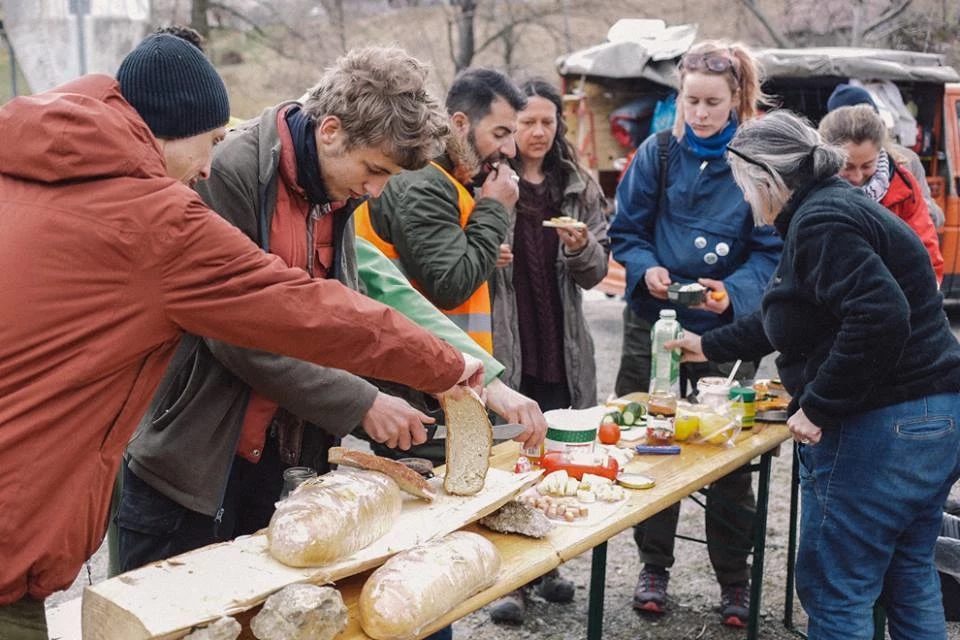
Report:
667,283,706,306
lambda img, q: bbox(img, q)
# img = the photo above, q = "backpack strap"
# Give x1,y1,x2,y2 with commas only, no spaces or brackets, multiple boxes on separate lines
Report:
656,128,671,213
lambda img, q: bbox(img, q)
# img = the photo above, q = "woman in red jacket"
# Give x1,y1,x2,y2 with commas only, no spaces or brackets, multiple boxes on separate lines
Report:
819,104,944,284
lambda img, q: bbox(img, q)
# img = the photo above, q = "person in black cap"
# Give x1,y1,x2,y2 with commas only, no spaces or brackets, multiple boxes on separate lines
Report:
0,33,483,639
826,83,944,228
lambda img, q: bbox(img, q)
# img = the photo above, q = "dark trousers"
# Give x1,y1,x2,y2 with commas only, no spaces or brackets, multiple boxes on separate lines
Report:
114,433,285,573
617,306,756,585
0,598,47,640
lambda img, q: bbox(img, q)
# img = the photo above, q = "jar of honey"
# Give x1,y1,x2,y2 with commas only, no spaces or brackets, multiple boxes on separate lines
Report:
646,391,677,445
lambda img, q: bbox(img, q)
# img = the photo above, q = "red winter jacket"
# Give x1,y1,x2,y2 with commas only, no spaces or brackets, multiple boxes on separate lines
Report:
0,75,463,603
882,164,944,284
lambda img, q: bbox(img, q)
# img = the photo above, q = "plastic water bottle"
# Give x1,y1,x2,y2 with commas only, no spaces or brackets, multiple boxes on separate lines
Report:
649,309,682,396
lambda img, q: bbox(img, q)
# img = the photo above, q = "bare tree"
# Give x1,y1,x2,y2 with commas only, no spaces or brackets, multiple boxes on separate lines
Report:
446,0,571,73
447,0,478,72
317,0,347,54
192,0,210,37
736,0,794,47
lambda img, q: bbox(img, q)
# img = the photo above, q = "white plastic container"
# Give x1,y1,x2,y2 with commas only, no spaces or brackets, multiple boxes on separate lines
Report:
697,376,734,411
542,406,608,453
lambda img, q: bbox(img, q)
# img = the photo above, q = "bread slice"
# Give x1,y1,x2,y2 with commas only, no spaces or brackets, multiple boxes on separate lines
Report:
327,447,435,502
440,387,492,495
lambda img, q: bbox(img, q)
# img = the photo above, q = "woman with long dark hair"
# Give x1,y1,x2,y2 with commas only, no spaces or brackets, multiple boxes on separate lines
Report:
486,78,610,624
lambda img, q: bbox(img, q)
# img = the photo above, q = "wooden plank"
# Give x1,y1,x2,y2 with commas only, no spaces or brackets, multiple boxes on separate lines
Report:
70,427,793,640
81,467,540,640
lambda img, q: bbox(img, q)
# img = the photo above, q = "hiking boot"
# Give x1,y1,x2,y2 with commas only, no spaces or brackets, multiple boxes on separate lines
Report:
632,566,669,613
720,581,751,627
489,589,526,624
537,568,575,603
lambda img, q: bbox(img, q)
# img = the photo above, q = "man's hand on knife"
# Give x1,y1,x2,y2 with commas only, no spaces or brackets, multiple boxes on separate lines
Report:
485,378,547,449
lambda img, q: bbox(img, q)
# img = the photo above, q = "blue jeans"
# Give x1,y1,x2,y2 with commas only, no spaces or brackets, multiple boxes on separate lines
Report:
796,393,960,640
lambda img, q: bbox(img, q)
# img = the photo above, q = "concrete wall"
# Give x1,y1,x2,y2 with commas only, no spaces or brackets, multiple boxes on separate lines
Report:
3,0,150,93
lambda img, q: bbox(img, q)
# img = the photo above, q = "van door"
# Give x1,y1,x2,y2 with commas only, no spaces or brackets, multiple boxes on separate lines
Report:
940,85,960,300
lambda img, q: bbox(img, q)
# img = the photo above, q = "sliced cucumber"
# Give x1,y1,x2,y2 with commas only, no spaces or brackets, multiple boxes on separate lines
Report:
601,411,622,426
621,402,644,426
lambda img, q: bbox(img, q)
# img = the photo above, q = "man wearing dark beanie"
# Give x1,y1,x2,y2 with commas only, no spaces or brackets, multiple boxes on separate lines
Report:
826,82,944,228
0,34,483,639
826,83,878,112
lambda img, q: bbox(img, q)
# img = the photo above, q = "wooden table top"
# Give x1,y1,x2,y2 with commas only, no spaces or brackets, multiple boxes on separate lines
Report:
330,424,791,640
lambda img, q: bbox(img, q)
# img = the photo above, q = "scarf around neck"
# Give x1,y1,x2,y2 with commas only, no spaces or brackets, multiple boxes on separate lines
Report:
285,105,331,206
684,114,738,159
859,148,891,203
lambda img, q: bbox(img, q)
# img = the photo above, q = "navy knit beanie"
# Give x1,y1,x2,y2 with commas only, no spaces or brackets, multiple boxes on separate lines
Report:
117,34,230,139
826,84,878,112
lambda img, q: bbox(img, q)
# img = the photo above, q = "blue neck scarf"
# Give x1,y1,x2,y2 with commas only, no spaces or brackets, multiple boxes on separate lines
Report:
285,105,331,206
684,114,738,159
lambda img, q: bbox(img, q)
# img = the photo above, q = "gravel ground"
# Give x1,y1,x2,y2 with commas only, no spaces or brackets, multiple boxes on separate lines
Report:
49,293,960,639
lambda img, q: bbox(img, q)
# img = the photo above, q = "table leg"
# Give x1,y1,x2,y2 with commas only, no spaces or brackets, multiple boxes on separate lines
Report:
747,451,773,640
587,542,607,640
784,442,804,636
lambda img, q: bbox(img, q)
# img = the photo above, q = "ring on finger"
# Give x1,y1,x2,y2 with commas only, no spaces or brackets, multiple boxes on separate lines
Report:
509,173,520,182
800,437,811,445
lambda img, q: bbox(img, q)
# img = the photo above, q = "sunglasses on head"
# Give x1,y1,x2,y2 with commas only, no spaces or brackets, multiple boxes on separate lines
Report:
726,145,776,178
681,53,740,82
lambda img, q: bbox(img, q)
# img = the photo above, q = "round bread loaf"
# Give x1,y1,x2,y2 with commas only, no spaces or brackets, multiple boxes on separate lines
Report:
267,469,401,567
359,531,501,639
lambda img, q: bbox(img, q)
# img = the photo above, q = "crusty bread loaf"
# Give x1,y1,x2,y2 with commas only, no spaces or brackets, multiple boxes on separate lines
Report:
359,531,501,640
328,447,435,502
441,388,492,495
267,469,401,567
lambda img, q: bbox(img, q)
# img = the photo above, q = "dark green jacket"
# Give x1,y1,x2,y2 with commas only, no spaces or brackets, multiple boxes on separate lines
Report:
366,155,511,309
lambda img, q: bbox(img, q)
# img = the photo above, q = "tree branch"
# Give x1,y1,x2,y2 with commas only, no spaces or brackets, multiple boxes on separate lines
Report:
473,8,553,57
207,2,304,60
736,0,794,48
863,0,913,38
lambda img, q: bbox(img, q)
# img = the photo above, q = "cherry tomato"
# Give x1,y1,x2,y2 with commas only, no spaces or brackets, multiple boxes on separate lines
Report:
598,423,621,445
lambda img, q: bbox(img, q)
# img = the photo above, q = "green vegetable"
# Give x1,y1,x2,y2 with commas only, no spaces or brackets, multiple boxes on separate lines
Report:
601,411,622,426
621,402,645,426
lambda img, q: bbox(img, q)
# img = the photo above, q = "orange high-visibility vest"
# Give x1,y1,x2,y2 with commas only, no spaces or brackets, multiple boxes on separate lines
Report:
355,162,494,354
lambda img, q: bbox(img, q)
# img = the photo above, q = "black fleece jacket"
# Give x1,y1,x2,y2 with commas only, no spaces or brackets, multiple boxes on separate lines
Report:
702,176,960,429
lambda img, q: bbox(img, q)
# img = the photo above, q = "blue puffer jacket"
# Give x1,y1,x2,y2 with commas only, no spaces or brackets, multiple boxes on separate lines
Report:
610,130,783,334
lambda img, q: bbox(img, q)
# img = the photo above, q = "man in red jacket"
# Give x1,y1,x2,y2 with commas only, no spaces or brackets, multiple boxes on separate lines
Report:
0,34,481,638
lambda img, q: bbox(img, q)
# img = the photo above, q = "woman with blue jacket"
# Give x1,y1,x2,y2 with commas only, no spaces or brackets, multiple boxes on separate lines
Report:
610,41,782,627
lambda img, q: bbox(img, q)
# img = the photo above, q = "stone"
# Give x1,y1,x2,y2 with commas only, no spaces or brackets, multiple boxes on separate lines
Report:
479,500,555,538
182,616,241,640
250,584,347,640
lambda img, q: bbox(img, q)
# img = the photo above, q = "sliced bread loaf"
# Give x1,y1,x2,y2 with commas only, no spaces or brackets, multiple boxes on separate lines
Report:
440,387,492,495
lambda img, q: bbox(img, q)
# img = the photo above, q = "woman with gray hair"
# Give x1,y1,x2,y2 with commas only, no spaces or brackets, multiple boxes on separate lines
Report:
668,110,960,639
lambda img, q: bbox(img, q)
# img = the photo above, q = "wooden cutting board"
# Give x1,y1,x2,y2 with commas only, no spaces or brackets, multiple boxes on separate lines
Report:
81,467,540,640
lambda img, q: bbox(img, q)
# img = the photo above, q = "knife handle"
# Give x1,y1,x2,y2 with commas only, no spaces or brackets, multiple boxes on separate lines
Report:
634,445,681,455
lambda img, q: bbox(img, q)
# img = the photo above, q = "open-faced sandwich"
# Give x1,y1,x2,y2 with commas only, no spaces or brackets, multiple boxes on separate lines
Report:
542,215,587,230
